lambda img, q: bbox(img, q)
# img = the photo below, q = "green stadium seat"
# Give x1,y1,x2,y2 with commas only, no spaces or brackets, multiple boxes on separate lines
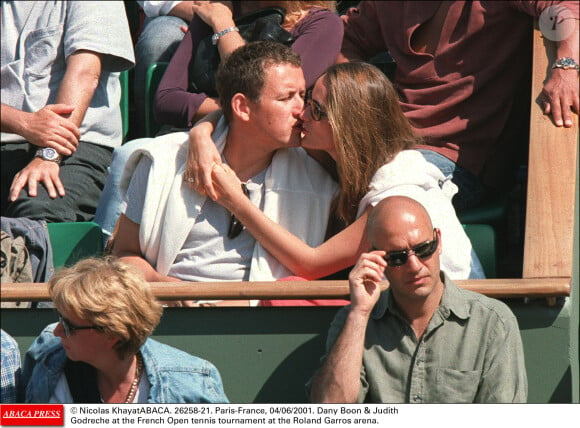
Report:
457,193,509,226
119,70,130,140
145,62,169,138
47,222,103,269
463,223,497,278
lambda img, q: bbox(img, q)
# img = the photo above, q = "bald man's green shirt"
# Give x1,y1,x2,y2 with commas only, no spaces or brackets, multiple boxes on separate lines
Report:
309,272,527,403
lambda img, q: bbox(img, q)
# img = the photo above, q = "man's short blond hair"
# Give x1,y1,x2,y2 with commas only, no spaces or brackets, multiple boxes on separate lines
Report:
49,256,162,359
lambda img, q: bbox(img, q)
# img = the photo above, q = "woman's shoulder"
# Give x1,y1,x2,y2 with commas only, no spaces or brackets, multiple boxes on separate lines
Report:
21,323,67,398
294,7,342,31
142,338,219,374
141,339,228,403
371,150,430,180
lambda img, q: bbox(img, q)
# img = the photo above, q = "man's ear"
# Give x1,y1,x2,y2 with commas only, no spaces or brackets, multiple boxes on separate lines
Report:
231,93,251,122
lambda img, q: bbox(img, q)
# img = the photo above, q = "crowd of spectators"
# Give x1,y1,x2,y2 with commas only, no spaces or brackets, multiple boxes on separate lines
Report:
1,0,578,404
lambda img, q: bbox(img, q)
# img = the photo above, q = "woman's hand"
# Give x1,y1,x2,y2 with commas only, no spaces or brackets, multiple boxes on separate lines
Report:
211,163,246,212
192,1,234,31
185,117,222,199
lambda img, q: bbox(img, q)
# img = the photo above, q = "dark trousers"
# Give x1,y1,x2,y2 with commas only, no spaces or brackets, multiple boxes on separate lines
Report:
1,142,113,222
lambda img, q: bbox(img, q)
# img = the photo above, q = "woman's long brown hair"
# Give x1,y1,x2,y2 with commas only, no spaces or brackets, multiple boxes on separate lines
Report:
324,62,421,224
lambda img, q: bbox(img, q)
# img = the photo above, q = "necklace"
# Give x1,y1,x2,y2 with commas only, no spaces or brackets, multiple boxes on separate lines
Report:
124,352,143,404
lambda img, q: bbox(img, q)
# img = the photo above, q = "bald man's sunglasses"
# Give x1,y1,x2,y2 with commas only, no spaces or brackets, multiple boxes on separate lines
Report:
376,229,439,267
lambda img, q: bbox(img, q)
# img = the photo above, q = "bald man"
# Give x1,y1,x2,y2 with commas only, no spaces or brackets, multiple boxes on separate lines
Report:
308,196,527,403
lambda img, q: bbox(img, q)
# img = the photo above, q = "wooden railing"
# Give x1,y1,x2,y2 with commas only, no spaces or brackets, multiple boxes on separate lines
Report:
523,25,578,280
0,277,571,302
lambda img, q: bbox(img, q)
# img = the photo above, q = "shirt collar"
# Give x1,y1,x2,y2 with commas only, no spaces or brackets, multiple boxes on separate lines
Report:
371,271,471,321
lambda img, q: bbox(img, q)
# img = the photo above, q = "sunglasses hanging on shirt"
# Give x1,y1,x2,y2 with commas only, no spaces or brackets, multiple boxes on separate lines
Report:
227,183,251,239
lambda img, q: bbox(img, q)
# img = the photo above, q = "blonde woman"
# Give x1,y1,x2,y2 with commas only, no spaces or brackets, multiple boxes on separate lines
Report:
20,257,228,403
189,62,484,285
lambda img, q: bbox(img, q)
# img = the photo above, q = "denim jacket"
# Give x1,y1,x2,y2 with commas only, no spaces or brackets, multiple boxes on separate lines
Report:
1,217,54,282
20,324,229,403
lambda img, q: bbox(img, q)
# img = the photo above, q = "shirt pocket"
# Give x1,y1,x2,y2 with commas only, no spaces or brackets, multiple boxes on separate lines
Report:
24,25,64,79
434,367,480,403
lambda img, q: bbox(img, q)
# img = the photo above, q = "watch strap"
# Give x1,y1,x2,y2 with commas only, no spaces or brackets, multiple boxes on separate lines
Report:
552,57,580,72
34,148,62,164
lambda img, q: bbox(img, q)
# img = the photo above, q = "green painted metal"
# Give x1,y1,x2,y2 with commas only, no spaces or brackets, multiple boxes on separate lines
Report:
46,222,103,269
463,223,496,278
145,62,168,138
120,70,130,140
571,147,579,403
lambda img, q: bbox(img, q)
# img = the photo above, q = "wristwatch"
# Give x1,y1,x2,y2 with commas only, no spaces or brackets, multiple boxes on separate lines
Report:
552,57,580,72
35,147,62,165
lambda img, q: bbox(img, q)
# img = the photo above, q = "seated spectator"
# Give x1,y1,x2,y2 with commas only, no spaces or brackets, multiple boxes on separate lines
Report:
0,1,134,222
94,1,340,241
110,42,337,306
1,329,20,403
339,1,579,210
134,1,203,138
308,196,528,403
20,257,228,403
188,62,484,284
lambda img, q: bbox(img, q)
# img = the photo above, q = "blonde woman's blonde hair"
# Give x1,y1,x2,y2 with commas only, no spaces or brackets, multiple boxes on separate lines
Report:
49,256,162,360
323,62,421,224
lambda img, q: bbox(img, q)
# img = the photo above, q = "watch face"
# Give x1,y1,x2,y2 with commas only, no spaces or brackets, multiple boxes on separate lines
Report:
43,148,58,160
555,57,579,69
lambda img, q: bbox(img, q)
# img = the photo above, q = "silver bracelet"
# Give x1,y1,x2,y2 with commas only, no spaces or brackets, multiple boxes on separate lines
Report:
212,26,239,45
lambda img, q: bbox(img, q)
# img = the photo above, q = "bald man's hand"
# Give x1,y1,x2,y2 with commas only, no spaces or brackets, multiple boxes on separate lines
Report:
348,251,386,315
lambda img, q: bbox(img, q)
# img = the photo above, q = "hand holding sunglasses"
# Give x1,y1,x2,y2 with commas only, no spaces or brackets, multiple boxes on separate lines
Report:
375,228,439,267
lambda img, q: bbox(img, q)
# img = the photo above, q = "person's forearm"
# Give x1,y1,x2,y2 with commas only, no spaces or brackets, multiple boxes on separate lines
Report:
154,34,210,128
215,29,245,60
55,50,102,128
192,97,221,124
0,103,28,137
196,1,243,60
167,1,195,22
310,309,369,403
228,199,367,279
111,214,179,283
191,108,222,130
116,252,180,283
554,20,579,62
